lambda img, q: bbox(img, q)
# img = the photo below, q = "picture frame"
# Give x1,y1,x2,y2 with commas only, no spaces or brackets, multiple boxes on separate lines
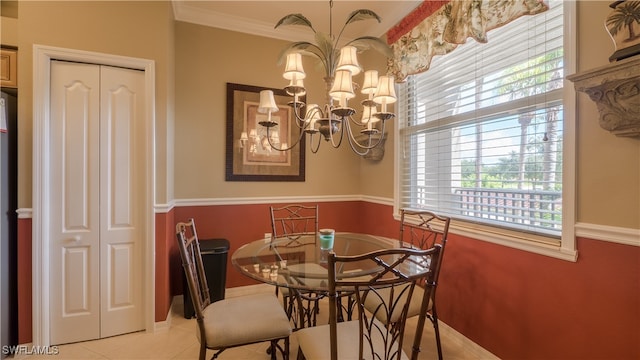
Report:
225,83,306,181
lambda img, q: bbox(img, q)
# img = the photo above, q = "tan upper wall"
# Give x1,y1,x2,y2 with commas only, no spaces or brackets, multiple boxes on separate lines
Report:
574,1,640,228
174,21,363,199
1,16,18,46
0,1,18,19
14,1,174,206
357,53,395,199
6,1,639,229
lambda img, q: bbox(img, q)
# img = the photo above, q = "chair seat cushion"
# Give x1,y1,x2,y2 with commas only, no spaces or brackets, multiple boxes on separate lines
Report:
199,293,292,349
364,285,430,324
296,320,409,360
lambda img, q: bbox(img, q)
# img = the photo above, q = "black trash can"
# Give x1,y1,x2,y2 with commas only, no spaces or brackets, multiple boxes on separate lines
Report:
183,238,230,318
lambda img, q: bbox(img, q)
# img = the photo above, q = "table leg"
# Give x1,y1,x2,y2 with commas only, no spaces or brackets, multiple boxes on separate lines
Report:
290,289,326,330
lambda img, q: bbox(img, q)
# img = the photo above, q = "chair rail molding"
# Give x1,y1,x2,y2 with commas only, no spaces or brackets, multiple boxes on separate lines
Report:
567,56,640,137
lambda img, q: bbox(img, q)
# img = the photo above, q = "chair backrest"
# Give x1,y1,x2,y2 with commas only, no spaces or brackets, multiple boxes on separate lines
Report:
176,219,211,321
327,245,442,360
270,204,318,243
399,209,450,250
399,209,450,288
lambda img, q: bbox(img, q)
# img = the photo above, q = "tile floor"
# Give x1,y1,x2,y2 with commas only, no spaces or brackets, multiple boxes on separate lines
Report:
12,295,485,360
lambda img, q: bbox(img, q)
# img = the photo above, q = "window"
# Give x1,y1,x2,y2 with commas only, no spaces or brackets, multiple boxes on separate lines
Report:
396,1,576,258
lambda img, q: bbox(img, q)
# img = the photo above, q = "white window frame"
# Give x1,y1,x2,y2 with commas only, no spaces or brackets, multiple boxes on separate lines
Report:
393,1,577,262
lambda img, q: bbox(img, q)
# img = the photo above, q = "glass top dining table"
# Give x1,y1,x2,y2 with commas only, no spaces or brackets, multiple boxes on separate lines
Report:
231,232,402,292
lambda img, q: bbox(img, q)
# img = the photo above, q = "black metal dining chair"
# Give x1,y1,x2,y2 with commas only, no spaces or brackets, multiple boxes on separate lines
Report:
176,218,292,360
295,245,443,360
269,204,323,328
270,204,319,245
363,209,451,360
400,209,450,360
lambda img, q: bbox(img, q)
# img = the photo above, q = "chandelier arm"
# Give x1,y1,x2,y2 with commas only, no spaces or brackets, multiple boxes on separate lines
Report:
264,126,280,151
343,120,373,156
345,114,365,127
294,115,307,128
344,116,386,150
265,122,307,152
291,101,308,126
327,116,345,148
309,132,322,154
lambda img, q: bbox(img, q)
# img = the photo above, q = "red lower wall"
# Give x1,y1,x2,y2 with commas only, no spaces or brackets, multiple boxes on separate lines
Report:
18,201,640,359
172,201,369,289
171,201,640,359
17,218,32,344
434,233,639,359
154,209,176,322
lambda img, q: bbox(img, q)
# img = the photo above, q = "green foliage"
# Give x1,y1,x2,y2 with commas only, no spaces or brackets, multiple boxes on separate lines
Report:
347,36,394,58
277,42,319,63
344,9,381,25
496,49,564,98
275,14,315,33
461,148,562,191
274,6,392,76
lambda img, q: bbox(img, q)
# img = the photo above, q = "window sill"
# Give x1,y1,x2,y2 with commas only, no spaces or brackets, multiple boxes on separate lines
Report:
392,211,578,262
450,220,578,262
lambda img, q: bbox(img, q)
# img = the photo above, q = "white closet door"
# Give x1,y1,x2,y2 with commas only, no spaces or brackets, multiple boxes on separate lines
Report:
50,61,101,344
99,66,145,338
49,61,145,344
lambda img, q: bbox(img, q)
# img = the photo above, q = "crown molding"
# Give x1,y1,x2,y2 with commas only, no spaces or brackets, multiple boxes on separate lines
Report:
171,1,420,44
172,1,311,43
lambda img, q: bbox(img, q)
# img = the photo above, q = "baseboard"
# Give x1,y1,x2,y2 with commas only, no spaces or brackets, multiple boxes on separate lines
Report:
153,298,175,332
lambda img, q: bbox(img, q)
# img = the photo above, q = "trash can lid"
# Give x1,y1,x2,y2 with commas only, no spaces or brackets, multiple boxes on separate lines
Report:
199,238,230,253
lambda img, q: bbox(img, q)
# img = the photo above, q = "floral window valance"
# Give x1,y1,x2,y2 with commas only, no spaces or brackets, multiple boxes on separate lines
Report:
387,0,549,82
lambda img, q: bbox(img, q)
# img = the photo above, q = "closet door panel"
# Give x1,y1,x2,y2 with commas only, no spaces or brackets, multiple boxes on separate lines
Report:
50,60,101,345
99,65,145,338
49,61,145,344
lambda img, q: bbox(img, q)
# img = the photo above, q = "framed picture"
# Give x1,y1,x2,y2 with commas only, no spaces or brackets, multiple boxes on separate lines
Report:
225,83,306,181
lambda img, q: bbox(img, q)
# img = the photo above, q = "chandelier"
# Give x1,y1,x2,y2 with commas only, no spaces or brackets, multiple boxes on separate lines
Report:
255,0,396,156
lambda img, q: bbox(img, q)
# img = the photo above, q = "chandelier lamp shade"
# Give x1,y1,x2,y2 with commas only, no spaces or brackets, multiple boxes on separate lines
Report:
258,0,397,155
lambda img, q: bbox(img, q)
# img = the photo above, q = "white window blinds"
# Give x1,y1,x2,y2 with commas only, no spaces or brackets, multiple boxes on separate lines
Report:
398,0,564,237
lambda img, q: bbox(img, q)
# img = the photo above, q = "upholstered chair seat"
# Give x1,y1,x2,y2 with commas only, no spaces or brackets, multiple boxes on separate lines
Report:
296,319,410,360
199,292,292,349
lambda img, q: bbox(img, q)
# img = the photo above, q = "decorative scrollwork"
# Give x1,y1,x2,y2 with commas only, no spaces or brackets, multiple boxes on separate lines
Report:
568,56,640,137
